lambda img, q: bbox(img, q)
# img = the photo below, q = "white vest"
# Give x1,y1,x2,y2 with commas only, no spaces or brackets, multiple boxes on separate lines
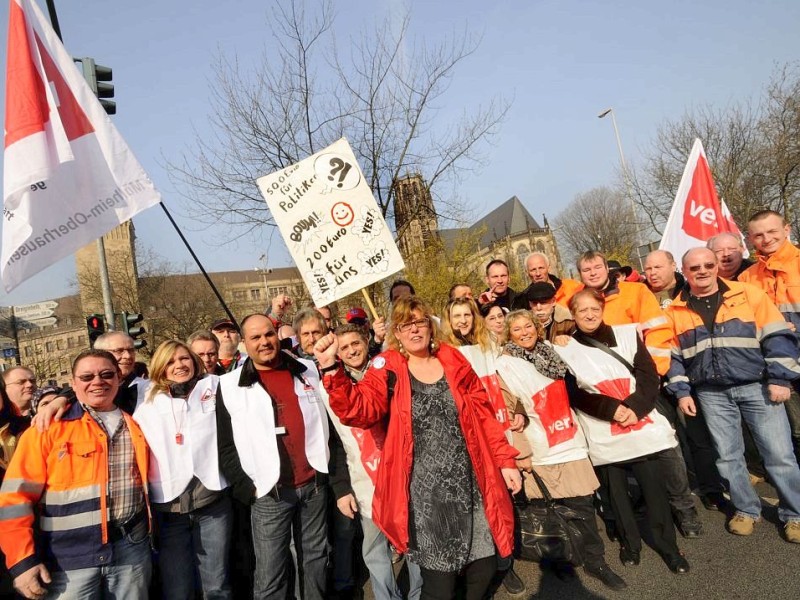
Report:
219,359,329,498
458,345,511,430
554,324,677,466
133,376,228,503
318,385,383,519
496,354,589,465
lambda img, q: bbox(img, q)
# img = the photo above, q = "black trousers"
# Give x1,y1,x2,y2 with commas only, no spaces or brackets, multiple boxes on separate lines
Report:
419,555,497,600
597,452,680,559
681,400,726,494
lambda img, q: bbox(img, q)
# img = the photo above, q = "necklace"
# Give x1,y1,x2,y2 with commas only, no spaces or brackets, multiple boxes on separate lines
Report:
169,394,188,445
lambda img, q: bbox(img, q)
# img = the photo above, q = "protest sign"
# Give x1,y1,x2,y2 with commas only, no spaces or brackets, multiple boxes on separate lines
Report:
256,138,405,306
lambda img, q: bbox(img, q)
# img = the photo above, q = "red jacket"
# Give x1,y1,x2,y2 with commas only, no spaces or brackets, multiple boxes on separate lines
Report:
323,343,518,556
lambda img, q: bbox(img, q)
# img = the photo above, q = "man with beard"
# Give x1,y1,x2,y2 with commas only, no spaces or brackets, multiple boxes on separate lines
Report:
524,282,575,343
707,233,752,280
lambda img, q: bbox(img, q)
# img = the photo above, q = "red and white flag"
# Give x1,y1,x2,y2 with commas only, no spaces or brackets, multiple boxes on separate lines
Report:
658,138,746,262
2,0,161,292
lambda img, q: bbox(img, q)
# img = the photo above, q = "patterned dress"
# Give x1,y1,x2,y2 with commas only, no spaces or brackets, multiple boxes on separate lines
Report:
406,374,495,571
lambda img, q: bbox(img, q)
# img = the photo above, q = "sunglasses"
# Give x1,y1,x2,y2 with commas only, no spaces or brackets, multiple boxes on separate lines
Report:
76,370,118,382
687,262,717,273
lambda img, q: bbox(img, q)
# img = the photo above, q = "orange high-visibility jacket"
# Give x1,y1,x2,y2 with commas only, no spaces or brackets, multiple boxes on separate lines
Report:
0,402,150,577
563,281,672,376
739,240,800,335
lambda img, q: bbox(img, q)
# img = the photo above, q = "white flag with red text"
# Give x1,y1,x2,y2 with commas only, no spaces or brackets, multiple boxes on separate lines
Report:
658,138,746,262
2,0,161,292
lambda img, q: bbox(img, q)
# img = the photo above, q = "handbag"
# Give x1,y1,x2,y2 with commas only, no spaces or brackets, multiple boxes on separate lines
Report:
514,469,586,566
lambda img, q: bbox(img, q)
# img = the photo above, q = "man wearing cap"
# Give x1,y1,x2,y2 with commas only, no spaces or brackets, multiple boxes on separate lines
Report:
525,283,575,343
211,319,247,374
514,252,582,310
345,308,387,358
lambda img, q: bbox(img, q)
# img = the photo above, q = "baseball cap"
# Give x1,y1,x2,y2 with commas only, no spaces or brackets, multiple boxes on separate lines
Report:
525,282,557,303
210,318,239,332
345,307,369,325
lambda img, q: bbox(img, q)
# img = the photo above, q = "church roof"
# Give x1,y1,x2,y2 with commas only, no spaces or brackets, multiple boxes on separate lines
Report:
468,196,542,248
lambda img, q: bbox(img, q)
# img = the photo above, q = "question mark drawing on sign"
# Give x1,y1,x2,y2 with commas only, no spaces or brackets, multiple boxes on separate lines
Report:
314,153,361,191
328,158,352,188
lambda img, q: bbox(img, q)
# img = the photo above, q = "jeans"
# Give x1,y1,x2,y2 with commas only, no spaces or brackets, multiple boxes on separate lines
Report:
696,382,800,522
47,521,151,599
156,496,233,599
331,504,358,591
361,515,422,600
251,480,328,600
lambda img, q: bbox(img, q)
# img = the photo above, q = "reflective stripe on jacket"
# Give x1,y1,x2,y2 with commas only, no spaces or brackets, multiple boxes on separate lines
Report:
665,279,800,399
0,402,150,576
739,240,800,335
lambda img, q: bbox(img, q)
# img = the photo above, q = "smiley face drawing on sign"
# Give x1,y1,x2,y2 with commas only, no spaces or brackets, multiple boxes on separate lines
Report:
331,202,355,227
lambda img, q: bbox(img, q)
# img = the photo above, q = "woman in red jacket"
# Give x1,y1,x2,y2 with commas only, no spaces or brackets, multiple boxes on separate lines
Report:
315,296,521,600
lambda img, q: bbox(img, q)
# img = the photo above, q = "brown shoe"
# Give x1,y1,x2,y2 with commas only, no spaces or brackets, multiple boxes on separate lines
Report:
727,514,759,536
785,521,800,543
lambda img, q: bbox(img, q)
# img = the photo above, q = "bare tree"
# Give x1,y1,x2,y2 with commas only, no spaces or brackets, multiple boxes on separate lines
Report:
553,187,638,267
169,0,509,242
630,62,800,238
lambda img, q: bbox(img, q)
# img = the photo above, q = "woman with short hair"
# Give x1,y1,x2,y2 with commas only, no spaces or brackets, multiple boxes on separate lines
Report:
315,296,521,600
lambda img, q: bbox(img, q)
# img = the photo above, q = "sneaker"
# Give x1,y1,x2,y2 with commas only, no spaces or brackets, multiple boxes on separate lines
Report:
727,514,759,536
501,568,526,596
785,522,800,543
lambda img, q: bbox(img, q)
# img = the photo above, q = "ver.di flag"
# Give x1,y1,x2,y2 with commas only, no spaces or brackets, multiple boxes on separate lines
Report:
1,0,161,292
658,138,746,262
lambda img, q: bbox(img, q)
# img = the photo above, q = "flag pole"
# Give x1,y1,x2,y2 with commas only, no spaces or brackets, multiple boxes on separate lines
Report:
45,0,118,329
43,0,237,328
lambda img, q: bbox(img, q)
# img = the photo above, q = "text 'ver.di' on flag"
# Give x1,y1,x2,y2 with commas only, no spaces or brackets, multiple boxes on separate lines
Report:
658,138,746,263
2,0,161,292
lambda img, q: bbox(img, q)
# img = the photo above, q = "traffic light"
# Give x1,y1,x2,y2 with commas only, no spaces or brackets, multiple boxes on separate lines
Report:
122,312,146,350
86,314,106,347
80,56,116,115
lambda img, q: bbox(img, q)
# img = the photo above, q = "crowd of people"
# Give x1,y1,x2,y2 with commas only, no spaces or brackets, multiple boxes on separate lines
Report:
0,208,799,599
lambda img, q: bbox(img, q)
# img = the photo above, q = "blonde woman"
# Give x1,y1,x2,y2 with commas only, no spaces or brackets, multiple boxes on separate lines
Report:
133,340,231,599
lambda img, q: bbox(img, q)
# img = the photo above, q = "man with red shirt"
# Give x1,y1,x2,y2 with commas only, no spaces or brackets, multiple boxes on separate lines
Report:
216,314,330,599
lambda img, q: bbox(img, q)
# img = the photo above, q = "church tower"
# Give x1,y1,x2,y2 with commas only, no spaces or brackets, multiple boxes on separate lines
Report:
75,221,140,318
392,173,439,256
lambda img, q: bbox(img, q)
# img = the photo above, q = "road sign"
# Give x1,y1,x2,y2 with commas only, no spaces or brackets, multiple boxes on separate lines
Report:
14,301,58,321
15,316,58,329
2,348,17,358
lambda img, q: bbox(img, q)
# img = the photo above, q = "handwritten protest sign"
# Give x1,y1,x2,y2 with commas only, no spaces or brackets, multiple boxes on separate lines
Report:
256,138,405,306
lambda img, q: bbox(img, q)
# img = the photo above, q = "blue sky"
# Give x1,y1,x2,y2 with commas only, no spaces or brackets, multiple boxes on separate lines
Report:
1,0,798,305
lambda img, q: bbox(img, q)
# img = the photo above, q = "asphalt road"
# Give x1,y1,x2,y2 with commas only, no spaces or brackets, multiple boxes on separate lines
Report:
362,483,800,600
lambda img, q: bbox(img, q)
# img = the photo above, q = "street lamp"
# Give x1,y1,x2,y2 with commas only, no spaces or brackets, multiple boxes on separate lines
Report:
598,107,644,269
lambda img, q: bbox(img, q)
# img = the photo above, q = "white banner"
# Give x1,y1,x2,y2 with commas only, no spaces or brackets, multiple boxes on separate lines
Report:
256,138,405,305
2,0,161,292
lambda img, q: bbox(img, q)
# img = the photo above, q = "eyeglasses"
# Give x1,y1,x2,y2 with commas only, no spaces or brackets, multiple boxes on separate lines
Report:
107,347,136,355
396,318,430,333
75,370,118,382
687,262,717,273
196,352,218,359
6,377,36,386
530,299,555,307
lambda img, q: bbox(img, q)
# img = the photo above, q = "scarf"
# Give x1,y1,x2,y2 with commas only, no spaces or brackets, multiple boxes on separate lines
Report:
503,340,568,380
